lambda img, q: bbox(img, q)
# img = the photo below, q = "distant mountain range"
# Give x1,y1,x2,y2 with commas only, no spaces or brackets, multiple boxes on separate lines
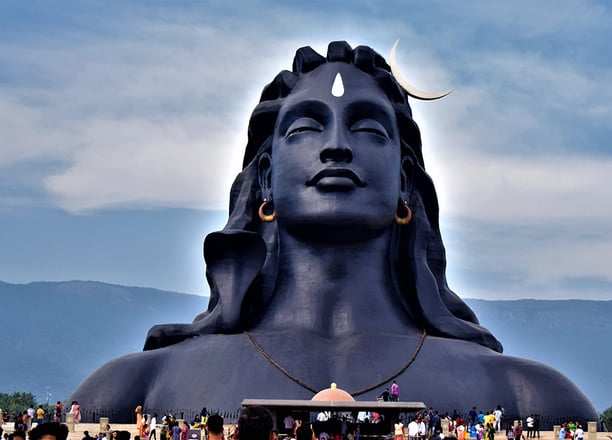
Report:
465,298,612,414
0,280,203,405
1,280,610,413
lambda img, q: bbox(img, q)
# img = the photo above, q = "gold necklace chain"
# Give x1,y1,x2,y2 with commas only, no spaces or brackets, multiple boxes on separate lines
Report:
245,328,427,396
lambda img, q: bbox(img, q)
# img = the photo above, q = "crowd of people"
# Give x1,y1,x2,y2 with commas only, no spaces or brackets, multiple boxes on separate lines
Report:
0,400,593,440
0,401,77,439
395,406,544,440
557,422,585,440
133,407,275,440
136,406,222,440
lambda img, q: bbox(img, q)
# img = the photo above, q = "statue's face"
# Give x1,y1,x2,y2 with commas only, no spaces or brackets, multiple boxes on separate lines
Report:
268,62,402,236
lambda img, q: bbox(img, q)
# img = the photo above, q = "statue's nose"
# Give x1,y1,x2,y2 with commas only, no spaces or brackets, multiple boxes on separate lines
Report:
320,125,352,163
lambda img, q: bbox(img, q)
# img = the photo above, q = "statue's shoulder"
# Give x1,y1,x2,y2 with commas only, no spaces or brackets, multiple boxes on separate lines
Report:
70,348,160,412
486,349,597,418
419,337,596,418
71,333,250,414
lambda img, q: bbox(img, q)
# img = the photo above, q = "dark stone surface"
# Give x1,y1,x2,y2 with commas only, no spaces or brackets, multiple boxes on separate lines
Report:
70,41,596,421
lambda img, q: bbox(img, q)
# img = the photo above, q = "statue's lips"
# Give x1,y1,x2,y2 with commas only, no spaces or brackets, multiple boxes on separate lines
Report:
305,168,366,188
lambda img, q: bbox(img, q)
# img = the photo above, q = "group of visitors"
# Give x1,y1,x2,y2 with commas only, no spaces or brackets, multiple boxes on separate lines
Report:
151,408,218,440
159,412,184,440
0,401,74,436
285,412,364,440
441,406,504,440
394,405,506,440
558,422,584,440
377,381,400,402
402,407,448,440
0,401,78,440
119,405,228,440
523,415,540,439
278,403,511,440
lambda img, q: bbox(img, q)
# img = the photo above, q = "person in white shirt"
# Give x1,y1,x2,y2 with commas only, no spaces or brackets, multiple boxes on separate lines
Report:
418,420,426,440
526,415,534,438
408,418,420,440
150,413,158,440
574,424,584,440
494,407,503,432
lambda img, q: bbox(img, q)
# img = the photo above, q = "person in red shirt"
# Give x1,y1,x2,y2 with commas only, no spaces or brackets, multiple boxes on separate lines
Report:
513,421,525,440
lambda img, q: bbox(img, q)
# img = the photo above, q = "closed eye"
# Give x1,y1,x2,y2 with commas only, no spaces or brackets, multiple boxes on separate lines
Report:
350,119,390,139
285,117,324,139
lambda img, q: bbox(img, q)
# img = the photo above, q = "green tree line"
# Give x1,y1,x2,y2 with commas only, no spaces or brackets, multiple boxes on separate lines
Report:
601,406,612,431
0,392,53,421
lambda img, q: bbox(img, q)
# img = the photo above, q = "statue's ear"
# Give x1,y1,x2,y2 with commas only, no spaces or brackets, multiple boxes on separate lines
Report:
399,155,414,198
258,152,272,198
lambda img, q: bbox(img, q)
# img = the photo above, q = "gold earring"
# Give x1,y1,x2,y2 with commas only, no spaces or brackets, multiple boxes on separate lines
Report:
394,200,412,225
258,198,278,222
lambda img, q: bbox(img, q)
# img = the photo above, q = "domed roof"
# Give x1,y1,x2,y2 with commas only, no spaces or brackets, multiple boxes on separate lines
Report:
311,383,355,402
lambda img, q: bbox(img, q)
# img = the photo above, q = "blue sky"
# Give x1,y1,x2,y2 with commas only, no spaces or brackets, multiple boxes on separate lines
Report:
1,0,611,300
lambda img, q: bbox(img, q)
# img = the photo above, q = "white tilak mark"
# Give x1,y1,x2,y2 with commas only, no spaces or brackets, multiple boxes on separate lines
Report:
331,72,344,97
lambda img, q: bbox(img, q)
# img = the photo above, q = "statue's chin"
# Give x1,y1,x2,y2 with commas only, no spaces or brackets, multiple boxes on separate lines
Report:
280,215,393,243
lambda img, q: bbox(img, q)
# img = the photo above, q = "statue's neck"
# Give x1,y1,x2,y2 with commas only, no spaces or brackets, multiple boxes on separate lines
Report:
256,226,418,337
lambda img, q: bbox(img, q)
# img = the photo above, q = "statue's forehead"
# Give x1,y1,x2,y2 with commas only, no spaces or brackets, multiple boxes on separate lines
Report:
290,62,385,98
279,62,394,115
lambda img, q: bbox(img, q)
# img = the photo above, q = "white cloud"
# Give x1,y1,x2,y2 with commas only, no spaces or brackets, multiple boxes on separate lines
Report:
430,150,612,221
0,21,300,212
43,114,241,212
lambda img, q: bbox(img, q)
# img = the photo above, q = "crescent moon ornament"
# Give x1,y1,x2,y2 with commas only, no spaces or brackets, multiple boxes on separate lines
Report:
390,39,452,101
